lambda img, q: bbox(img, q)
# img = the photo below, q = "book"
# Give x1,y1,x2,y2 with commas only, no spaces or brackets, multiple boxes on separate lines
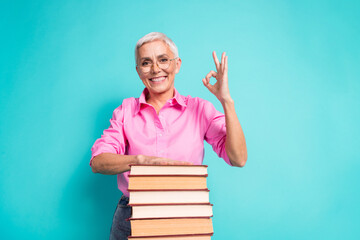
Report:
128,175,208,190
128,189,210,205
127,233,213,239
129,218,213,237
127,165,214,239
129,165,208,175
130,203,213,219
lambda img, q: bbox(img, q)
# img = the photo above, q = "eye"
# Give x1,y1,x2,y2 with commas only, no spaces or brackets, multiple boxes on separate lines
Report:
141,61,151,66
159,58,169,63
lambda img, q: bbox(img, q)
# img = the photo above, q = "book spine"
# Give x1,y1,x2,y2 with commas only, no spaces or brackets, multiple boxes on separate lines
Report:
127,233,213,239
129,203,213,206
129,164,208,167
129,174,208,177
128,189,210,192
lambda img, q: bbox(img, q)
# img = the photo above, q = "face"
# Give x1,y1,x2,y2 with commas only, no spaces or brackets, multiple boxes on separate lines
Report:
136,40,181,97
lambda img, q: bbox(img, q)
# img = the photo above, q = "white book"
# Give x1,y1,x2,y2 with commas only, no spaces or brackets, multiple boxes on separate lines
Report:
129,165,208,175
130,203,213,219
128,190,210,205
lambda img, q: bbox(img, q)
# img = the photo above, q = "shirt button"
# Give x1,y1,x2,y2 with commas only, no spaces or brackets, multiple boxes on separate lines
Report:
158,133,163,137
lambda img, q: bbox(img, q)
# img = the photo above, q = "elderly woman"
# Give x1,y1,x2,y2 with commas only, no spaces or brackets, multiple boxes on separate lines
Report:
90,32,247,240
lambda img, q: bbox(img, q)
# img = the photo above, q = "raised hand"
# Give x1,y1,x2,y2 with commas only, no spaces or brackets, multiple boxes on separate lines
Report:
202,51,232,104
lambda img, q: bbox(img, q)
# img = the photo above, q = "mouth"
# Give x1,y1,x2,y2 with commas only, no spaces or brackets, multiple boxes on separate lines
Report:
149,76,167,83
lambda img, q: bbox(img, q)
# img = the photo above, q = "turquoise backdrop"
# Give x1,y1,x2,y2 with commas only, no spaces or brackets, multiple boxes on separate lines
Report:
1,0,359,239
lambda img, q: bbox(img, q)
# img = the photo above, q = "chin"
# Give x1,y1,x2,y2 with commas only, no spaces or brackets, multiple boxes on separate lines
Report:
145,77,174,95
148,86,171,94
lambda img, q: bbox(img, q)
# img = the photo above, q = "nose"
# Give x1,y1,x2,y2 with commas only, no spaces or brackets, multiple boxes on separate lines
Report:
151,61,161,73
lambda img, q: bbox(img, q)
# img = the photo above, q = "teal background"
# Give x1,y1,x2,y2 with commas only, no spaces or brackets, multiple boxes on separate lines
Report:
1,0,359,239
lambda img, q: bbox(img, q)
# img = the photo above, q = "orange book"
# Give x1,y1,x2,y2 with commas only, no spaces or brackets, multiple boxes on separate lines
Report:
127,233,213,239
129,218,213,237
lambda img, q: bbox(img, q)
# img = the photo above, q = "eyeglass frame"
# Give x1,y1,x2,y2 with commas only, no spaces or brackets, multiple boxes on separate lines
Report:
137,57,179,73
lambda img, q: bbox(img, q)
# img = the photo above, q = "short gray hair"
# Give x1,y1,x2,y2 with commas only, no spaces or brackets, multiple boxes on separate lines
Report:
135,32,179,64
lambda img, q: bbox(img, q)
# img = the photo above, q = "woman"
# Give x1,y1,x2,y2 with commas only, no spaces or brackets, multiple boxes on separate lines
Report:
90,32,247,240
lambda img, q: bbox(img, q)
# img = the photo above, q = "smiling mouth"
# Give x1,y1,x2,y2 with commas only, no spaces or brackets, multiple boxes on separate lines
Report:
149,76,167,82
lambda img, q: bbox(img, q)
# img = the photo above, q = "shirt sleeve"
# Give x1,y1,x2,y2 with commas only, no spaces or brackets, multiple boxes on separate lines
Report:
90,105,127,166
203,101,232,166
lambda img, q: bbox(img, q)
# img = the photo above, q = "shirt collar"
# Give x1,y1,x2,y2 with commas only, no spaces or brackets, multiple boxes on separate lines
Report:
172,88,187,107
135,88,187,115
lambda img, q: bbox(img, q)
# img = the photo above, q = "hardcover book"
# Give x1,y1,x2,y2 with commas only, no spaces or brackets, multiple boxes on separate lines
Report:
129,218,213,237
129,165,208,175
130,203,213,219
127,165,214,239
128,175,208,190
127,233,213,239
128,189,210,205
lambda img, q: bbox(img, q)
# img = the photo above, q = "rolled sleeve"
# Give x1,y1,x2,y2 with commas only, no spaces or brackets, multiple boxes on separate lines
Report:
90,106,127,165
203,102,232,166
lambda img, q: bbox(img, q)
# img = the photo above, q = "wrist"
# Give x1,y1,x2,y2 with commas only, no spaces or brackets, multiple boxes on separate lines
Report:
135,154,144,165
220,96,234,106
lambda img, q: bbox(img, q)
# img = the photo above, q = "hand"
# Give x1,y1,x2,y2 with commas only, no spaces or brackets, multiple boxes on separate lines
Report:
136,155,193,165
202,51,232,104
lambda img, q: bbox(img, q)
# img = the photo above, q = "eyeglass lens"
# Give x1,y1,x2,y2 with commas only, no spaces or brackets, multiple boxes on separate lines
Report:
140,58,173,73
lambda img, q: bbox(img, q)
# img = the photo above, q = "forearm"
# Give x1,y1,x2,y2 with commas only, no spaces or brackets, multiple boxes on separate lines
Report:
90,153,192,175
91,153,138,175
221,98,248,167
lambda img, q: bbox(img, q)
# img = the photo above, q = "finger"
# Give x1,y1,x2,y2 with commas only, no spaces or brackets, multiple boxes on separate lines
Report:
212,51,220,71
202,78,215,93
160,158,186,165
157,160,167,165
202,78,208,85
224,55,228,77
203,71,217,90
167,160,187,165
224,55,228,71
221,52,226,71
202,78,212,89
154,158,171,165
178,161,192,165
155,161,166,165
173,161,191,165
205,70,217,80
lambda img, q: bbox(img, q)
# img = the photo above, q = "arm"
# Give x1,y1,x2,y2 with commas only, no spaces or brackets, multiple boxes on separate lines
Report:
90,105,191,175
202,52,247,167
91,153,138,175
91,153,192,175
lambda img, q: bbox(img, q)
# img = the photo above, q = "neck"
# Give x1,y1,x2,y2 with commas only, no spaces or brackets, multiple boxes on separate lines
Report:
146,88,174,114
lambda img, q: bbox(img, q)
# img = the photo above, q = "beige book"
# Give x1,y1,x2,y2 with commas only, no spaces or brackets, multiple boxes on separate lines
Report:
130,218,213,237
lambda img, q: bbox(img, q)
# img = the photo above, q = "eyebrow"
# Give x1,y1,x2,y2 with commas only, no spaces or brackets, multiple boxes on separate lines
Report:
139,54,170,61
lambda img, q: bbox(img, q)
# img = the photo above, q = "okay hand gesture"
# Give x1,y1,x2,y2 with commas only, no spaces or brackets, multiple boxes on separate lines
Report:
202,51,232,103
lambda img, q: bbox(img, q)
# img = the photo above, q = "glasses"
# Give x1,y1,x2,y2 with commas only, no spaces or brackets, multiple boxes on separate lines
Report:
138,57,178,73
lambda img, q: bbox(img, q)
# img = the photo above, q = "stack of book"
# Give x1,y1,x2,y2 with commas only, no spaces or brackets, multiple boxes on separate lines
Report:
127,164,214,240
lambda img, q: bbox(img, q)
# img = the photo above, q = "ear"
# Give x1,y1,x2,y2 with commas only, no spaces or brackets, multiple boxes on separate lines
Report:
136,65,141,77
175,58,182,74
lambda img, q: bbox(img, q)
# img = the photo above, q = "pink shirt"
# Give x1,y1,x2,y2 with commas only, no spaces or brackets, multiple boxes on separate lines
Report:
91,88,231,196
